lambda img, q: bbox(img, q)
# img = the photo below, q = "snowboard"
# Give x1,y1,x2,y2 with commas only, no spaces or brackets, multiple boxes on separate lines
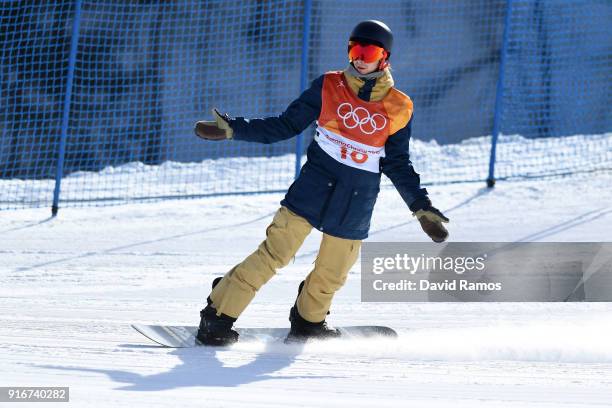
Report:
132,324,397,348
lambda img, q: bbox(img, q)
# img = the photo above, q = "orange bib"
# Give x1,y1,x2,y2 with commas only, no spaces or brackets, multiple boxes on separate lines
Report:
315,71,413,173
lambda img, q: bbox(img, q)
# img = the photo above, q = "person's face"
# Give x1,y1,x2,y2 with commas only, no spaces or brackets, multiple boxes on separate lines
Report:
348,41,385,75
353,58,380,75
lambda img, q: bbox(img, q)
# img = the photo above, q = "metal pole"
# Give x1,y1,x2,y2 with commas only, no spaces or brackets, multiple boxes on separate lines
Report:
487,0,513,188
295,0,312,179
52,0,83,216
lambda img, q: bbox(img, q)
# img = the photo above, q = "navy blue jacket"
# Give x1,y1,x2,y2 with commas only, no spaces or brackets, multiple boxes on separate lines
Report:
229,74,428,240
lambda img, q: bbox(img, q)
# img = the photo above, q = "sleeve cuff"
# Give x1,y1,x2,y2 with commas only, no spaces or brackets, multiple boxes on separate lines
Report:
408,195,431,212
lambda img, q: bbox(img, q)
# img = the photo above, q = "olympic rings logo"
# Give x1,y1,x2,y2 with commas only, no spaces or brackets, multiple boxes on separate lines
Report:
336,102,387,135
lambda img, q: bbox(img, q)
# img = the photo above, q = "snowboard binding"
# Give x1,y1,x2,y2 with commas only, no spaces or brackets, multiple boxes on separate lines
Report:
196,277,239,347
285,280,340,343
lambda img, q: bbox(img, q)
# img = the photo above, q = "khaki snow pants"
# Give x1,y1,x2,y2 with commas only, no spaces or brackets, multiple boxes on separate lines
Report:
209,206,361,323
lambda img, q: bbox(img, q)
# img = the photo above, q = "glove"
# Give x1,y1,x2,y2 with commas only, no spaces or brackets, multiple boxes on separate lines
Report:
194,108,233,140
410,197,449,243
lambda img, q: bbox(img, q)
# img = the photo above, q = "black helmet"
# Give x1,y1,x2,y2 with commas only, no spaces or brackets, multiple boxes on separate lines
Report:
349,20,393,55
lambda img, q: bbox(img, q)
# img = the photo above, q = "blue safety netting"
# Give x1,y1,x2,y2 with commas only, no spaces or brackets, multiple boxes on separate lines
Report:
0,0,610,210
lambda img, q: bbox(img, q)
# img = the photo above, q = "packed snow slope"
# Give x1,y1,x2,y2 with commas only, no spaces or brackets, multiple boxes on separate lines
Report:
1,171,611,407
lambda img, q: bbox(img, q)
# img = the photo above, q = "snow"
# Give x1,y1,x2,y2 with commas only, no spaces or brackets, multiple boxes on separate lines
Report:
1,132,610,207
1,158,612,406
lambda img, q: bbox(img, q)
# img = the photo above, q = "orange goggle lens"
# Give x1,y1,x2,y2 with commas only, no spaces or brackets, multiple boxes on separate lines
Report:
348,41,386,63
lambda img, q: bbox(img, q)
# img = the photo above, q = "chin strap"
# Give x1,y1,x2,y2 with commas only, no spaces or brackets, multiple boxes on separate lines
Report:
377,50,390,70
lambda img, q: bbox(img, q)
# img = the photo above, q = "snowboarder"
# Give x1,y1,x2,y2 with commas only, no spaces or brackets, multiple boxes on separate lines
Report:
194,20,449,346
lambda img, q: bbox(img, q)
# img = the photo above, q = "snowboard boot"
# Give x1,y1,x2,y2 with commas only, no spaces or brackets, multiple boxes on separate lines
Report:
196,277,239,346
285,280,341,343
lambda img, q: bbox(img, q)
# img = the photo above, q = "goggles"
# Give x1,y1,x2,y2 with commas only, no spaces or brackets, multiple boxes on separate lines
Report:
348,41,387,63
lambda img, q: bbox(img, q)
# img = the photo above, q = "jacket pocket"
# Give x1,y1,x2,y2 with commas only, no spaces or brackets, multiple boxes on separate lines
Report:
286,163,336,220
340,186,380,231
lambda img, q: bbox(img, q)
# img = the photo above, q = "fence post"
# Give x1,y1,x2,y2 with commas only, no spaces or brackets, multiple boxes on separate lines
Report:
295,0,312,179
52,0,83,216
487,0,513,188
